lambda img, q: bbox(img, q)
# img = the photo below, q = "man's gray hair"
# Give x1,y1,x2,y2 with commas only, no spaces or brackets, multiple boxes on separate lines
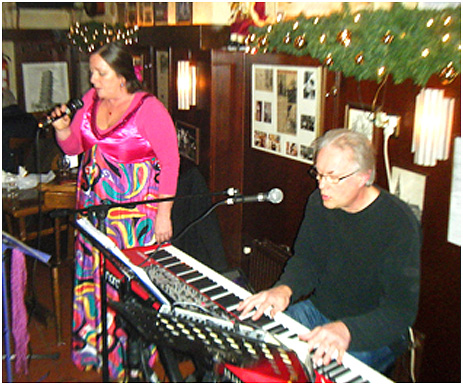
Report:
314,128,376,186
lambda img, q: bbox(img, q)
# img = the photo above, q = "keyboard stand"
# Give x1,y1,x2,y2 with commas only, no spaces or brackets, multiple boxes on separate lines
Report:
157,347,185,382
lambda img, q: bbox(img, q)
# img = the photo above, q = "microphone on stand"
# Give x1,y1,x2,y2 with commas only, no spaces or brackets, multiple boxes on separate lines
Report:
226,188,284,205
38,98,84,128
171,188,284,243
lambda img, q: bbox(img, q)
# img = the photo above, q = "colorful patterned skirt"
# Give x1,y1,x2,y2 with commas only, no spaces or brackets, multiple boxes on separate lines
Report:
71,145,160,381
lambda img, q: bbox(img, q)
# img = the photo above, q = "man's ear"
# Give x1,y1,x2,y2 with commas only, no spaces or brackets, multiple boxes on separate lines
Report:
359,169,373,187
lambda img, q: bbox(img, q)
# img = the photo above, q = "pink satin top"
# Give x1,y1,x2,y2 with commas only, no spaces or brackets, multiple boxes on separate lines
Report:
81,91,156,163
57,88,179,195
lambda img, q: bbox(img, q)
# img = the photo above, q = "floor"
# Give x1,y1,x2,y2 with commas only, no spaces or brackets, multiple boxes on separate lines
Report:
2,241,194,383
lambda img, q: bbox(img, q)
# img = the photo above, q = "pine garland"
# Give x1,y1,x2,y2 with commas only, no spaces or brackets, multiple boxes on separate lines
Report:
247,3,461,86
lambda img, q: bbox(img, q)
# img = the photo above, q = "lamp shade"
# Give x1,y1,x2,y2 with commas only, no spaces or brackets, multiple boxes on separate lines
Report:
177,61,197,110
177,61,191,110
412,88,455,166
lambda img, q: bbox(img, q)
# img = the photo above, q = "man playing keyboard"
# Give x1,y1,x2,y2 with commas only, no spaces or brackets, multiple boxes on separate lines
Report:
238,129,421,375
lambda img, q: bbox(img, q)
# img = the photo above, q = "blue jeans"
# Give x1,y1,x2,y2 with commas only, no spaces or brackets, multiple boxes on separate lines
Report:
285,299,397,374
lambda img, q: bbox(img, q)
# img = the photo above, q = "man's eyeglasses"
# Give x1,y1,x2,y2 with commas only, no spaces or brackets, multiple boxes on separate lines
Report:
308,166,360,184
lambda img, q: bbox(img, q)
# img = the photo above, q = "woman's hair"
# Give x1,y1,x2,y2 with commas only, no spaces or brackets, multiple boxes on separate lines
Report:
94,42,142,93
314,128,376,186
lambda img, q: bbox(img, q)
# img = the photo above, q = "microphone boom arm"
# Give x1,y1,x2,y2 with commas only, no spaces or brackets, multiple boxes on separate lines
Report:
49,188,240,219
51,187,283,246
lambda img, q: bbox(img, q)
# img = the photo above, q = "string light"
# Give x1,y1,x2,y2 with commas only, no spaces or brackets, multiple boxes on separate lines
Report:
68,22,139,52
337,29,351,47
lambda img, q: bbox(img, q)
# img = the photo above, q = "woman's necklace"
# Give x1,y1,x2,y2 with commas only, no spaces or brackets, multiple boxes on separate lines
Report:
91,93,150,139
105,100,120,116
103,96,132,126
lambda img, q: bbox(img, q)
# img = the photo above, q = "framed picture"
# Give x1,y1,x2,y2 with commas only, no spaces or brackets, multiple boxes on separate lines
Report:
156,51,169,109
176,121,200,164
345,104,375,141
176,2,192,24
137,2,154,26
391,166,427,222
125,2,138,26
345,104,401,141
251,64,323,164
154,2,168,25
22,62,69,113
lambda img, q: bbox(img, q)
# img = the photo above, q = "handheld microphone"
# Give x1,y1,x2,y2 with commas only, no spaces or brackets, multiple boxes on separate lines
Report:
38,98,84,128
227,188,284,205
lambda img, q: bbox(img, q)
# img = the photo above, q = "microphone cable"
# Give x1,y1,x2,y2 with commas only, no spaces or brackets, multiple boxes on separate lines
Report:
137,198,222,266
170,199,228,243
170,188,283,243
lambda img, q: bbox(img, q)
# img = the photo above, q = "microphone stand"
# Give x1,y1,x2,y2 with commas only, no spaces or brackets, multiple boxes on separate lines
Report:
93,207,110,383
56,188,240,383
70,188,238,218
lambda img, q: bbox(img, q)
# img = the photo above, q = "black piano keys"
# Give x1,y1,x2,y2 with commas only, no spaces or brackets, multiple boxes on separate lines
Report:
314,358,367,383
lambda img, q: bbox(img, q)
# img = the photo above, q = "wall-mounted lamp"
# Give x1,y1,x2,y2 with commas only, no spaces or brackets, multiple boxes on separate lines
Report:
177,60,196,110
412,88,455,167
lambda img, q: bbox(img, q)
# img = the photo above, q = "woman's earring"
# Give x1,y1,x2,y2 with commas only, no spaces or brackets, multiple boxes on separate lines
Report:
121,82,125,88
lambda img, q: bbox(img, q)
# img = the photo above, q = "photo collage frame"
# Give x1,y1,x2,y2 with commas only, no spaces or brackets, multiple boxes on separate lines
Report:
251,64,322,164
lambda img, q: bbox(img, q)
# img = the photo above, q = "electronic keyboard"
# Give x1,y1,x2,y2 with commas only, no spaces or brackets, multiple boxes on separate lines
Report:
122,244,393,383
75,217,393,383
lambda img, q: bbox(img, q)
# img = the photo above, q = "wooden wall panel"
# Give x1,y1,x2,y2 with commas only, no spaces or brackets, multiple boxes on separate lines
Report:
210,51,246,266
